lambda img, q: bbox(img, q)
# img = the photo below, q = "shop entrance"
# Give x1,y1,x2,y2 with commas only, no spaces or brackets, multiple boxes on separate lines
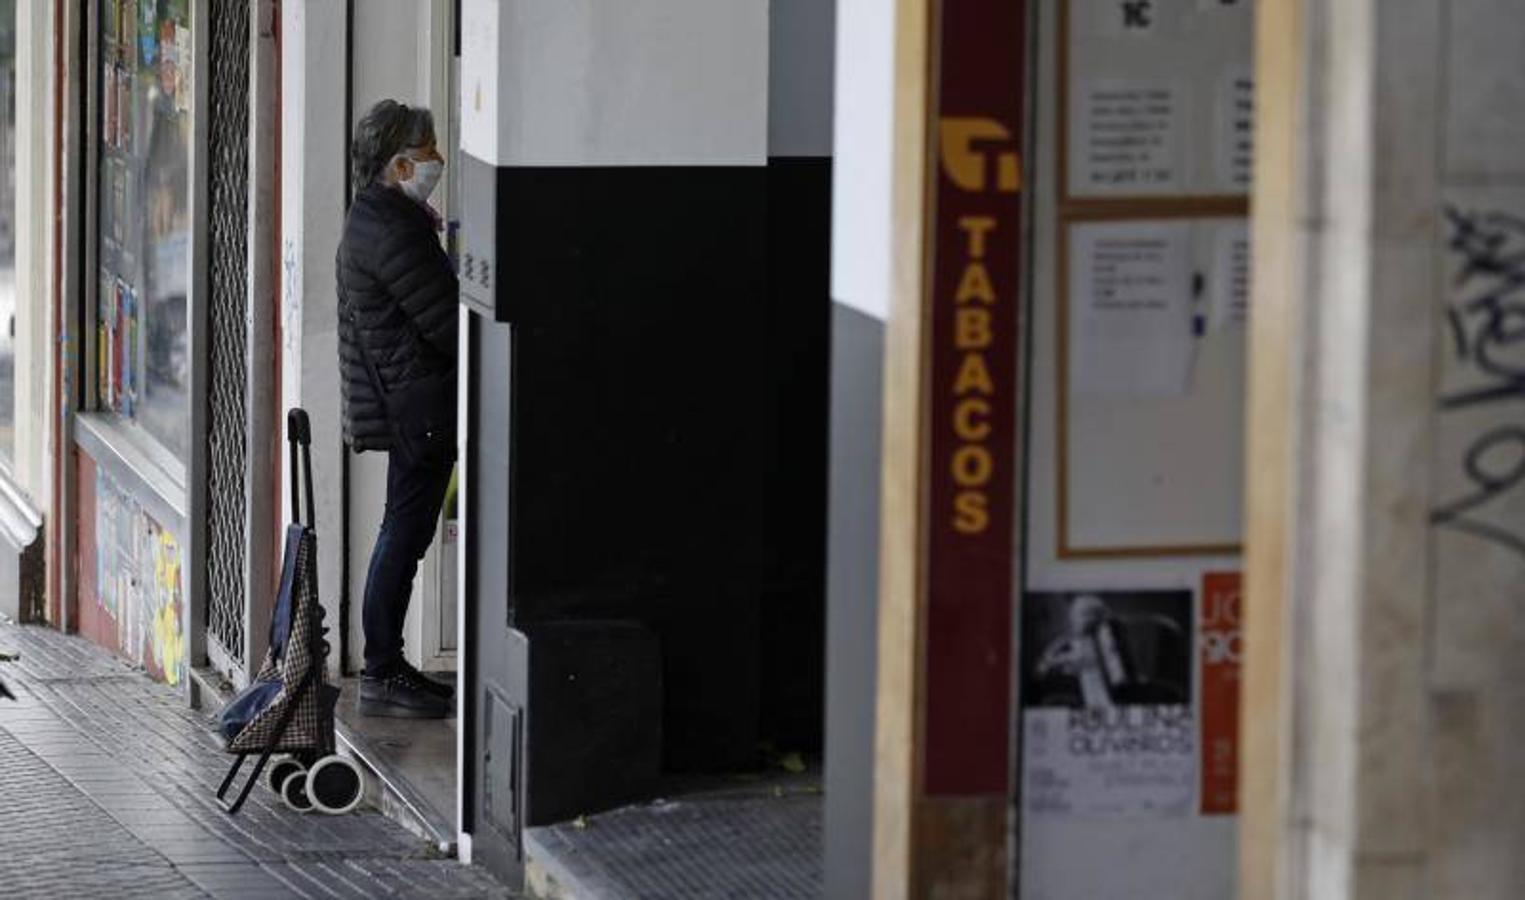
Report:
329,0,462,853
454,3,834,894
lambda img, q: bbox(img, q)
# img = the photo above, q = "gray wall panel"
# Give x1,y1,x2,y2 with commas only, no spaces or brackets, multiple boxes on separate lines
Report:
769,0,835,157
483,0,767,166
824,301,883,900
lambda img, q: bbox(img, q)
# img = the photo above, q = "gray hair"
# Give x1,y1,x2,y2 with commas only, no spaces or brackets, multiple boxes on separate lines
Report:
351,100,436,191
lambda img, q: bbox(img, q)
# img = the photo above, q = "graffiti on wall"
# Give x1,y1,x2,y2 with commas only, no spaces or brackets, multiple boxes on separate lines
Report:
1431,206,1525,562
93,467,187,686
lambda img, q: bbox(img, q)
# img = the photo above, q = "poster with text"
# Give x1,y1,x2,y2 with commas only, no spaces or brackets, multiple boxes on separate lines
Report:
1022,590,1195,818
1199,571,1242,814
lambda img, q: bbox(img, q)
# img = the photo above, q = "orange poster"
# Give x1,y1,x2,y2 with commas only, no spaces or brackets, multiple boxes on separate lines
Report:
1199,572,1242,815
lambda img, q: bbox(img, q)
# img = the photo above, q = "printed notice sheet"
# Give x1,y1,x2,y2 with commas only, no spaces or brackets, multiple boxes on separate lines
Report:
1072,79,1182,195
1071,220,1194,396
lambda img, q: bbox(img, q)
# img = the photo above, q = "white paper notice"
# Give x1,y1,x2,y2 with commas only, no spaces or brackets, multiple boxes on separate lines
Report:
1210,222,1251,331
1071,221,1194,396
1216,67,1254,191
1023,706,1196,819
1073,79,1182,195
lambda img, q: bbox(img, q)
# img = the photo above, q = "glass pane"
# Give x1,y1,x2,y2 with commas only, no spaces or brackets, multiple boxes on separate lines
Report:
98,0,192,461
0,1,16,463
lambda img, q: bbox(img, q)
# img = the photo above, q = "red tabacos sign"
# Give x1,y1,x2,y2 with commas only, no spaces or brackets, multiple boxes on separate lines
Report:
922,0,1026,796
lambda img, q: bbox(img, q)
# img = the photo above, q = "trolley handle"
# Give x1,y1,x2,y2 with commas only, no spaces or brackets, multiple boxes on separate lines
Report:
287,409,316,529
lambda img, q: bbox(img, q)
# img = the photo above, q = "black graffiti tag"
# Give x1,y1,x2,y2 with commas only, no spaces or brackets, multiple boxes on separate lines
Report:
1440,206,1525,408
1431,207,1525,560
1431,426,1525,559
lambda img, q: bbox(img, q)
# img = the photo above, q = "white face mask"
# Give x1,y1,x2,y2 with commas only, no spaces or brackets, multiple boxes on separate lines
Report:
396,156,443,203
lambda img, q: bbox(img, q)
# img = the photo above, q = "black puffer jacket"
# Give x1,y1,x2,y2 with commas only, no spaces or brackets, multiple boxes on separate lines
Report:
336,183,458,452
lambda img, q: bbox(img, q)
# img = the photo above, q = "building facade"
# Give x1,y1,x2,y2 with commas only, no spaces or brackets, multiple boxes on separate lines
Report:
6,1,1525,898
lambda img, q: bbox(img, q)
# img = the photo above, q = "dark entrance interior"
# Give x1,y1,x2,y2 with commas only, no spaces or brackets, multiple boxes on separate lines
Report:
464,159,833,879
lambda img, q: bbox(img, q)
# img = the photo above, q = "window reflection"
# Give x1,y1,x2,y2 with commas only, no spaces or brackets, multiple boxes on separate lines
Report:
98,0,191,460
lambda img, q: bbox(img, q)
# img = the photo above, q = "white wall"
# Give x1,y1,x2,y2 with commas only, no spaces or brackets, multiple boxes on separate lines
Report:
280,0,349,676
468,0,766,168
1429,3,1525,886
828,0,894,320
13,0,53,507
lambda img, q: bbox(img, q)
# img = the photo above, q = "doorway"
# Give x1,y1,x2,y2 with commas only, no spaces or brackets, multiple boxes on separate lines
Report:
333,0,461,847
455,2,836,894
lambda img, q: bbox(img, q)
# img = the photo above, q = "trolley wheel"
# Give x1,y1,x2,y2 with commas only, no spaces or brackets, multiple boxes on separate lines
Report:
306,755,366,815
280,768,314,813
267,757,307,796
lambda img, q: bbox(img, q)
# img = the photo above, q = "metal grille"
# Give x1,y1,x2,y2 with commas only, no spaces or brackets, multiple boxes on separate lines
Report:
205,2,251,671
532,775,824,898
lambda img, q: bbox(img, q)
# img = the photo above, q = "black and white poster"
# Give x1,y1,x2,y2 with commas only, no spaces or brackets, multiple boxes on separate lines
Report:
1021,590,1196,818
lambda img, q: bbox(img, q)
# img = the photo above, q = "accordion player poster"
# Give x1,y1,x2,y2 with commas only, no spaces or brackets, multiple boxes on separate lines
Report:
1021,589,1196,819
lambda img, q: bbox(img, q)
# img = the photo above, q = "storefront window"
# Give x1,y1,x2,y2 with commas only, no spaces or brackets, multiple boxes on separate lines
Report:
98,0,192,461
0,1,16,464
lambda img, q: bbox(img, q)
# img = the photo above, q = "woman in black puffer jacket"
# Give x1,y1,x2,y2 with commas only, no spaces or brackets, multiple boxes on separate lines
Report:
337,100,457,719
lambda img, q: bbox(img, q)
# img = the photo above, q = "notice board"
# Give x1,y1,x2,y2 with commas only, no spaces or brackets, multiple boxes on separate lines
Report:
1057,0,1253,557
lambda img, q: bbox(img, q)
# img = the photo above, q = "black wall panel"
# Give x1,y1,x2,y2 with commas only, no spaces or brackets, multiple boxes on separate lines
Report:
477,160,832,781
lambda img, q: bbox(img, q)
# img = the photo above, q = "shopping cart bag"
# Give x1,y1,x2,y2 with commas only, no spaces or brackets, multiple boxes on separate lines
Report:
215,409,365,815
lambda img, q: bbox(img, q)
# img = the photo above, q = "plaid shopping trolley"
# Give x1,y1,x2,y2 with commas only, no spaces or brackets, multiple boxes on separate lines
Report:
215,409,365,815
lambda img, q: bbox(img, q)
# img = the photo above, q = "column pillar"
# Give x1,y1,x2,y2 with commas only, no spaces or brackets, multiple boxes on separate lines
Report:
1245,1,1525,897
874,1,1027,896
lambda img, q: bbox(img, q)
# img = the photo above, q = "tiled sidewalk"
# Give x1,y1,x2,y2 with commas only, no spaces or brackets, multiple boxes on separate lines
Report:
0,622,515,899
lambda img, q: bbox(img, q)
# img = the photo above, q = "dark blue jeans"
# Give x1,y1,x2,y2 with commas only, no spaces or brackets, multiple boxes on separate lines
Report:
362,450,453,677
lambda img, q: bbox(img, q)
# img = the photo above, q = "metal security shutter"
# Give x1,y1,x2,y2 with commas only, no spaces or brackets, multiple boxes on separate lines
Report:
205,0,250,676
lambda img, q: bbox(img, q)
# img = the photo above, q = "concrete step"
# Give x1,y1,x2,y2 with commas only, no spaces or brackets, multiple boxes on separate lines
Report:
334,709,456,854
188,665,455,855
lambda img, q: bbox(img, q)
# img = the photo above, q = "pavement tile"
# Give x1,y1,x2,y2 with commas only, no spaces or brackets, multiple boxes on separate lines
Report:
151,841,260,866
0,623,518,899
124,822,223,844
112,807,207,827
178,863,304,898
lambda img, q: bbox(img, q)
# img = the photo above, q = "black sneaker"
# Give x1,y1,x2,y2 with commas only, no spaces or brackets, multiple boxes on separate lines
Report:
398,661,454,700
358,669,452,719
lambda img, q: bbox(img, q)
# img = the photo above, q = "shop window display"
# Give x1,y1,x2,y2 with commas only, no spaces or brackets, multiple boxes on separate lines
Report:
98,0,191,461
